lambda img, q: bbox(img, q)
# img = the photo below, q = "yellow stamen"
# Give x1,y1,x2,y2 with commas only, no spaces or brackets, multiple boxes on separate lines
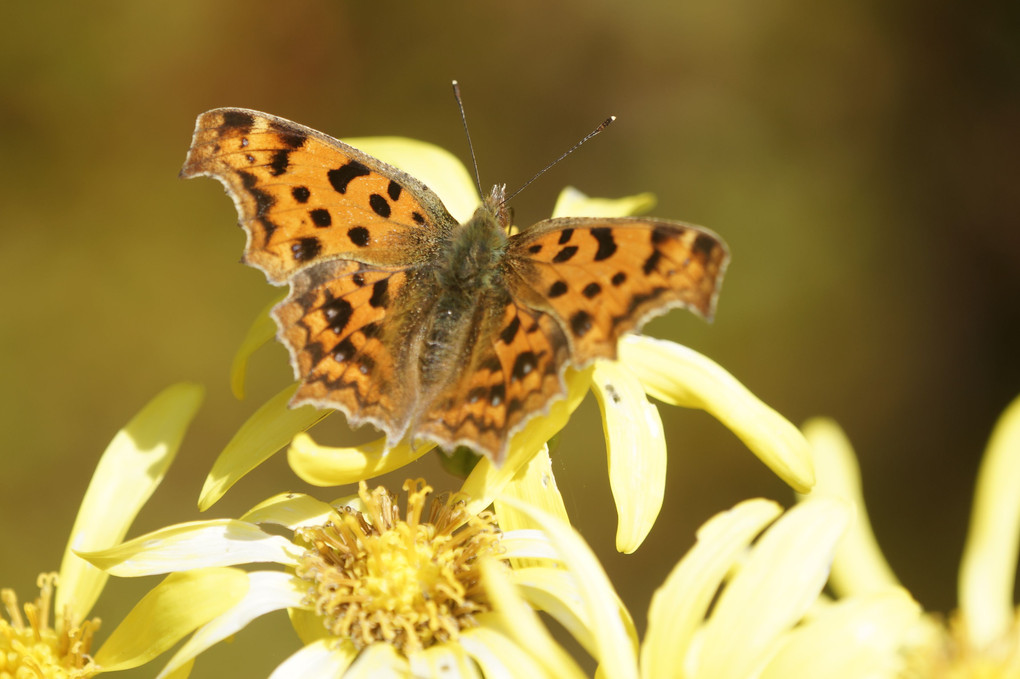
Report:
902,611,1020,678
1,573,101,678
295,479,504,654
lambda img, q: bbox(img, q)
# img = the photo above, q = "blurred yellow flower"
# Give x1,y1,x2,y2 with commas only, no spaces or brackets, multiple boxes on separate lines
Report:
799,393,1020,677
81,479,594,678
0,384,246,678
503,494,921,679
206,136,815,555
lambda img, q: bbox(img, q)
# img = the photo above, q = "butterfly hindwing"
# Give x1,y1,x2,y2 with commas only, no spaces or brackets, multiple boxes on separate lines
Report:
415,295,571,460
508,218,729,364
181,108,455,283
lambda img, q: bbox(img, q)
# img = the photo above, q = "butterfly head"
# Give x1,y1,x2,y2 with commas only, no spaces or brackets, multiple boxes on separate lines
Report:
483,184,514,234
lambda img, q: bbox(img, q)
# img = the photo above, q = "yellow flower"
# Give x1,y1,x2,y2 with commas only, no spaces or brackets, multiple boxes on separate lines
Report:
0,384,247,677
501,495,921,679
208,137,815,553
80,479,591,678
799,393,1020,677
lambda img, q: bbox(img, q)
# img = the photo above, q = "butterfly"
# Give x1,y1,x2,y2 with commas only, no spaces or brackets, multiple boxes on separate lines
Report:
181,108,729,464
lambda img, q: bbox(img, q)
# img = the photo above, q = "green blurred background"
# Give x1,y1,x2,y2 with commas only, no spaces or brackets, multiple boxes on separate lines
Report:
2,1,1018,675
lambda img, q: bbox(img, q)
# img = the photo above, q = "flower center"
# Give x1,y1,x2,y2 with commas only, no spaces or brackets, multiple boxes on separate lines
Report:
0,573,101,678
902,613,1020,679
295,479,504,654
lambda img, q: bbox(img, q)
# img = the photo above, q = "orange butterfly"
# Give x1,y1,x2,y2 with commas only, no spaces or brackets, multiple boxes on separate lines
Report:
182,109,728,464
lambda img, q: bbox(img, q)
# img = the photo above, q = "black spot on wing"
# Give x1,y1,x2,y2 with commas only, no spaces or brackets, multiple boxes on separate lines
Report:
268,149,290,176
570,310,593,337
348,226,370,247
309,209,332,227
328,161,370,194
221,110,254,132
591,227,617,261
693,233,717,261
412,212,425,225
292,186,311,203
582,282,601,299
511,351,538,381
499,316,521,344
552,246,579,263
611,272,627,286
652,226,675,245
332,337,356,363
291,237,322,262
558,229,574,244
369,194,391,218
642,248,663,275
548,281,568,298
322,296,354,335
369,278,389,308
387,181,402,201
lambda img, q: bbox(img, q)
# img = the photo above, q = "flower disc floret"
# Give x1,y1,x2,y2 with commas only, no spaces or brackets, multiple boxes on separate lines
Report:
294,479,504,654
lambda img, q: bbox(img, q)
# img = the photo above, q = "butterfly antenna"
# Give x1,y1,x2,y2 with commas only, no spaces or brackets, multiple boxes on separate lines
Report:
452,80,485,198
502,115,616,206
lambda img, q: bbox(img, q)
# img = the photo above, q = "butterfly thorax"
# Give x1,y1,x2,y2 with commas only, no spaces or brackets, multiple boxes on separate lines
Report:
418,202,510,390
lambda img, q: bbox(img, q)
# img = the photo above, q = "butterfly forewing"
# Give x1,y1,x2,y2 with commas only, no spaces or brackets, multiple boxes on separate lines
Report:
180,108,454,283
508,218,729,364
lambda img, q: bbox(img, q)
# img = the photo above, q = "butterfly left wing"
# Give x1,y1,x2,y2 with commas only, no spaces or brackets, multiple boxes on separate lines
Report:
507,217,729,364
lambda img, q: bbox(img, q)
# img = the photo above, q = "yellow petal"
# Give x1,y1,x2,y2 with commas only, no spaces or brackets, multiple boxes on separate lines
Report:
346,137,479,224
240,492,338,530
620,336,815,492
79,519,300,575
800,418,901,597
513,566,601,659
269,638,357,679
641,499,783,679
57,383,204,627
461,624,555,679
94,568,248,671
695,497,851,679
759,588,920,679
497,499,637,679
199,384,328,510
494,445,570,568
287,433,434,486
480,559,589,679
461,369,591,516
157,571,308,679
959,393,1020,648
230,294,284,400
551,187,657,219
343,641,409,678
409,644,481,679
591,360,667,553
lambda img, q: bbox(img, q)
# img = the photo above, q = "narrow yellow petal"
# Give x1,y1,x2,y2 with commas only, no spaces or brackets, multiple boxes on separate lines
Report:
461,369,591,516
240,492,338,530
695,498,851,679
620,336,815,492
346,137,479,224
959,393,1020,648
79,519,299,575
497,499,638,679
494,446,571,568
642,499,782,679
230,294,284,400
157,571,307,679
800,418,901,597
269,638,357,679
461,624,555,679
480,559,589,679
57,383,204,627
513,567,601,658
551,186,657,219
94,568,248,671
343,641,410,679
287,433,433,486
759,588,920,679
199,384,328,510
591,360,667,553
410,644,481,679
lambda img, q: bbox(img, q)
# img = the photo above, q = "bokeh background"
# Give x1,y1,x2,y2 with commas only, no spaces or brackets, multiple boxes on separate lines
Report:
2,1,1018,676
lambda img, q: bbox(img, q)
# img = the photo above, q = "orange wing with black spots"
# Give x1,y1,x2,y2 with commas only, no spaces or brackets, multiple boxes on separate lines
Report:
415,297,571,458
507,218,729,365
180,108,454,282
